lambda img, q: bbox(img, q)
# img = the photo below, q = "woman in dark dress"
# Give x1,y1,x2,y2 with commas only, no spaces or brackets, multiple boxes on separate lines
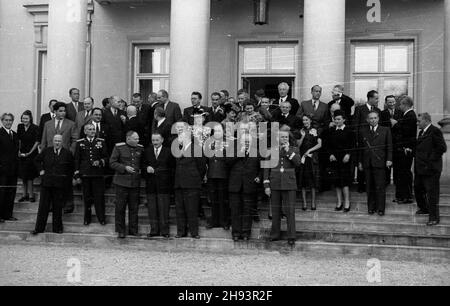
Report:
297,115,322,210
326,110,355,212
17,110,40,202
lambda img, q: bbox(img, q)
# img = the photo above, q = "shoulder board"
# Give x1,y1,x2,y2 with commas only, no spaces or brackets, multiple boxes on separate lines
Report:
96,138,105,141
77,138,86,142
137,144,144,148
115,143,126,147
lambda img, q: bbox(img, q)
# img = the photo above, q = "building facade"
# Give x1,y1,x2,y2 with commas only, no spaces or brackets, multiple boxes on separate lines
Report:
0,0,449,174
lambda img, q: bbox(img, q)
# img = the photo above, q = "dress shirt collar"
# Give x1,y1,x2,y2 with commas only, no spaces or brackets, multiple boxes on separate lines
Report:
157,118,166,127
2,126,12,134
404,108,414,116
336,124,346,131
371,125,379,132
423,123,432,133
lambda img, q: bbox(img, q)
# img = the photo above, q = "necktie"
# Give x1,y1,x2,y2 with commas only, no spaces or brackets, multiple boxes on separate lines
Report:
9,131,13,141
85,111,90,119
56,120,62,133
155,148,159,159
371,106,374,112
95,123,100,137
419,129,424,138
314,101,318,111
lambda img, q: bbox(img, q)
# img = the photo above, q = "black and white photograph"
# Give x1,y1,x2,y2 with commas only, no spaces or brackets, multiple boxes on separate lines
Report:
0,0,449,291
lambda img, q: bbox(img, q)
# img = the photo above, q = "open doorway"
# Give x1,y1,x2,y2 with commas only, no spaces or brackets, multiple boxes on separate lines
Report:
242,77,295,101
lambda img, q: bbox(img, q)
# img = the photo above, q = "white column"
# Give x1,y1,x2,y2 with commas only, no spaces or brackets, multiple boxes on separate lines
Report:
444,0,450,117
46,0,88,107
302,0,346,101
169,0,210,109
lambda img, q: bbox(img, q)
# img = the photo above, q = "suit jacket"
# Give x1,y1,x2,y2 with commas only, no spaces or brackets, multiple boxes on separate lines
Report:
272,113,303,138
41,118,78,153
38,113,53,141
208,106,226,123
75,110,93,137
297,100,331,133
183,106,212,126
109,143,144,188
206,143,228,180
102,107,126,152
328,94,355,122
415,125,447,176
380,108,402,129
395,110,417,152
152,118,173,147
0,128,19,176
353,104,381,142
174,143,207,189
143,145,175,194
263,146,301,191
227,146,262,194
35,147,74,188
125,116,144,142
136,104,152,146
66,102,84,122
358,126,393,169
161,101,182,126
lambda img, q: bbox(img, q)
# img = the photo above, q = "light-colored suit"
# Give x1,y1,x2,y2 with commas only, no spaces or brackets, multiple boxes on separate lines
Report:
75,110,93,137
296,100,331,133
41,118,78,153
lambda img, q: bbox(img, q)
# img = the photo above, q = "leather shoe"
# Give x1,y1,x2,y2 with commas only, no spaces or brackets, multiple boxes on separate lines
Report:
288,239,296,246
29,197,36,203
7,217,18,221
84,221,90,226
242,236,249,241
335,205,343,212
54,230,63,234
0,219,4,223
368,210,375,215
427,221,439,226
223,226,230,231
416,210,429,215
147,233,159,238
100,221,106,226
192,235,200,239
270,237,280,242
232,236,239,242
118,233,126,239
378,211,385,216
163,235,170,239
30,230,40,235
175,234,187,238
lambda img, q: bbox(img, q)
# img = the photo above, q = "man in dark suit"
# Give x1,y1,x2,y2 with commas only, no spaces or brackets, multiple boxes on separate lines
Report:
297,85,331,134
143,133,175,238
227,133,262,241
353,90,381,192
74,124,108,226
0,113,19,222
102,96,126,155
380,95,403,187
393,96,417,203
132,93,152,146
414,113,447,226
208,92,226,123
74,97,94,138
173,128,207,239
125,105,145,144
272,101,302,138
274,82,299,116
358,111,393,216
66,88,84,122
264,130,302,246
31,135,74,235
157,90,182,126
38,99,58,141
328,85,355,125
80,108,110,142
152,107,172,147
183,92,212,126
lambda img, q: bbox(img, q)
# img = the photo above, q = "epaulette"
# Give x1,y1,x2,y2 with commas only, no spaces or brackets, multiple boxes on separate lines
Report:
137,144,144,148
115,142,126,147
96,138,105,141
77,138,85,142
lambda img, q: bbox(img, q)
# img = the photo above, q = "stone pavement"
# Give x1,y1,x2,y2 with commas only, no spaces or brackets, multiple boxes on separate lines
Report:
0,244,448,286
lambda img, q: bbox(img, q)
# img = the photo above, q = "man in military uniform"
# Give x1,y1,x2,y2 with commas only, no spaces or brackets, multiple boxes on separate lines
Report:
74,124,108,226
264,130,301,246
109,130,144,239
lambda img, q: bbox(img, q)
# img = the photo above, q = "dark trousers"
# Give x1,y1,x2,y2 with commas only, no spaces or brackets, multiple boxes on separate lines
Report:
365,166,386,213
147,193,170,236
229,192,255,238
82,176,106,223
271,190,296,240
174,188,200,237
64,183,75,211
357,168,366,191
414,173,441,222
115,185,140,235
394,151,413,200
208,178,229,227
0,175,17,219
34,186,64,233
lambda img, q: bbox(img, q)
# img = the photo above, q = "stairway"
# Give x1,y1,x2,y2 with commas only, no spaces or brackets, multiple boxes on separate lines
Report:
1,183,449,263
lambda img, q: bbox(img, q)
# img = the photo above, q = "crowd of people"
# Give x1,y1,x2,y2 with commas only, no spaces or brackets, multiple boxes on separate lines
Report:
0,83,447,246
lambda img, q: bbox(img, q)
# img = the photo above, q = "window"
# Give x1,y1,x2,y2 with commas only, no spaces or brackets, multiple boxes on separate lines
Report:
351,41,414,104
239,43,298,100
133,45,170,103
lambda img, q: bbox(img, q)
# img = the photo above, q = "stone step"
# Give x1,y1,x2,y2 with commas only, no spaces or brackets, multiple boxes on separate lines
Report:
13,200,450,216
3,213,449,236
0,230,449,264
10,208,450,226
